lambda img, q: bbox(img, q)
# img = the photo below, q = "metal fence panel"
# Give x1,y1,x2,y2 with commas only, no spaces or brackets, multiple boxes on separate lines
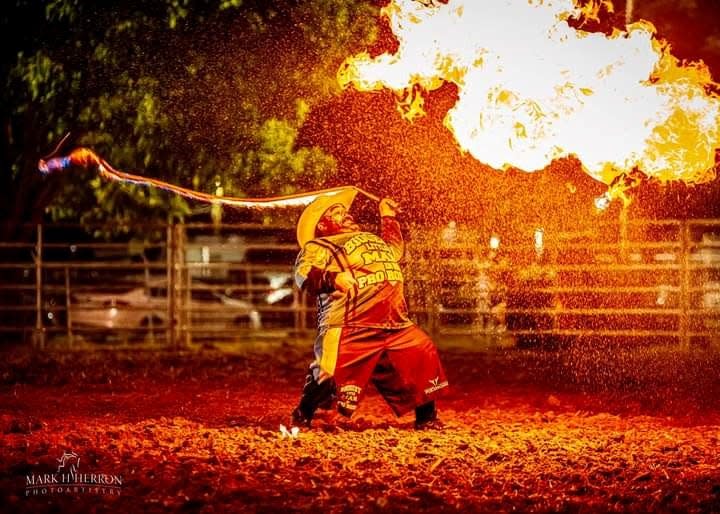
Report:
1,220,719,348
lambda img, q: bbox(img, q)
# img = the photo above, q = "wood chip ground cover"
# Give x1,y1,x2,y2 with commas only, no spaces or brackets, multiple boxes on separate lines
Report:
1,341,720,512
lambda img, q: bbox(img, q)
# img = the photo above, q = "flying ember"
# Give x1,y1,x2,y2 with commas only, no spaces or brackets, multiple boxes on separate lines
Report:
339,0,720,189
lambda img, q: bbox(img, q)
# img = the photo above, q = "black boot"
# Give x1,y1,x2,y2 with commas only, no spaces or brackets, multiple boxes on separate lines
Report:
414,401,443,430
291,373,336,427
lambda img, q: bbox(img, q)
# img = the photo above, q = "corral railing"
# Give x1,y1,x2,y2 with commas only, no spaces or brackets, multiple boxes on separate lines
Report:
0,220,718,348
409,219,720,347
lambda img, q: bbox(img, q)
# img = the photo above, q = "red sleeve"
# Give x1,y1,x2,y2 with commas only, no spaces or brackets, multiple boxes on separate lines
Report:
381,216,404,261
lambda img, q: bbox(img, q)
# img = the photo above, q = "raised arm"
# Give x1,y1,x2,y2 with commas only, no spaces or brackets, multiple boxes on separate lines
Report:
379,198,404,261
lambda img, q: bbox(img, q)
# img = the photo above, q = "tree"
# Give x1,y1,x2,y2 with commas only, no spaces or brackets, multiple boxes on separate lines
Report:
0,0,378,240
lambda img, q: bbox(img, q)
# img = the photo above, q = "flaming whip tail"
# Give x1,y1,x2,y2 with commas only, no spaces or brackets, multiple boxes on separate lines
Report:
38,147,380,208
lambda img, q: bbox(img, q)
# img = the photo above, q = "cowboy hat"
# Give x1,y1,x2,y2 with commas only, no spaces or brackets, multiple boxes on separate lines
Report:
296,188,358,247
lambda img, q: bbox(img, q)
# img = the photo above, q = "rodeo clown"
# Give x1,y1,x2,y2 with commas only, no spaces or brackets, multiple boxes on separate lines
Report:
291,187,448,429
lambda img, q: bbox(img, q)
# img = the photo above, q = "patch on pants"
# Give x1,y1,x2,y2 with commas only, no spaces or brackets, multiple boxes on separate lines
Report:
337,384,362,416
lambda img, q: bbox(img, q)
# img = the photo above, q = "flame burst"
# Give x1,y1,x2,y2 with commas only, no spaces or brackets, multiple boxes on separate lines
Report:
339,0,720,190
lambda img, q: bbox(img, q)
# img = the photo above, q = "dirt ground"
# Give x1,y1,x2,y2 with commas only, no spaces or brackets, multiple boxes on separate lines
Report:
1,338,720,513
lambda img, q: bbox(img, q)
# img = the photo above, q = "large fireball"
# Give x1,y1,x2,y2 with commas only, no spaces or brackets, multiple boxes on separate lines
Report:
339,0,720,188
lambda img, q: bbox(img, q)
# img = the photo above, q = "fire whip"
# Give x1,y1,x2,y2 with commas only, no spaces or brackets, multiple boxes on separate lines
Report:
38,147,381,208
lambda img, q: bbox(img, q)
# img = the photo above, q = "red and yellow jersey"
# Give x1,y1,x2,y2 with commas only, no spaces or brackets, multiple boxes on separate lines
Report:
294,217,413,330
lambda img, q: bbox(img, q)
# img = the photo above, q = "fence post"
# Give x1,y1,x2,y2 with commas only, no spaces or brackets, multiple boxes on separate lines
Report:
166,224,176,349
427,273,438,336
619,203,629,262
293,287,301,333
300,290,310,333
173,223,189,349
173,224,185,350
182,225,191,347
34,224,45,350
679,221,691,349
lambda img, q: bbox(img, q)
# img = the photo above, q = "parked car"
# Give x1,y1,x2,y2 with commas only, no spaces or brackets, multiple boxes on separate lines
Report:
70,286,261,337
220,271,299,328
256,271,294,306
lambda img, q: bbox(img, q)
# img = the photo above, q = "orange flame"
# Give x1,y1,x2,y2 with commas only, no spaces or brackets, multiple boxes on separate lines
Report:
339,0,720,189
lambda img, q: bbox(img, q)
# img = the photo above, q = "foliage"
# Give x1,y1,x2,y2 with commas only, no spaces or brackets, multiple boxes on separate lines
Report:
0,0,378,239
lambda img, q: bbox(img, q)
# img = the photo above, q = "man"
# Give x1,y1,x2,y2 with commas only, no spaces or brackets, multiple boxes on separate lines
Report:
291,188,448,429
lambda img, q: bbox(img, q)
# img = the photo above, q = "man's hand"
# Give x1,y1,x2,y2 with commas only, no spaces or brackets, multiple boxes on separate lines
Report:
333,271,357,294
379,198,401,217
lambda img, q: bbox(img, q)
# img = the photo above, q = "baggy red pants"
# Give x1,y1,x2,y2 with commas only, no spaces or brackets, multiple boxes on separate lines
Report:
311,324,448,417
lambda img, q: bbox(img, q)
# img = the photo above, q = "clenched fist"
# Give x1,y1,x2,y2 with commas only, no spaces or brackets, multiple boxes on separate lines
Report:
379,198,401,217
334,271,358,293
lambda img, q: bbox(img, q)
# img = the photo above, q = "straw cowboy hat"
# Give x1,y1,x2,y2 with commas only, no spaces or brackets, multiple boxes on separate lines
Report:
296,187,358,248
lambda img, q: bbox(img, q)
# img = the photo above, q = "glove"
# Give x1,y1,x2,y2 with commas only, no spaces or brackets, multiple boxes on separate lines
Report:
379,198,401,217
332,271,357,298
